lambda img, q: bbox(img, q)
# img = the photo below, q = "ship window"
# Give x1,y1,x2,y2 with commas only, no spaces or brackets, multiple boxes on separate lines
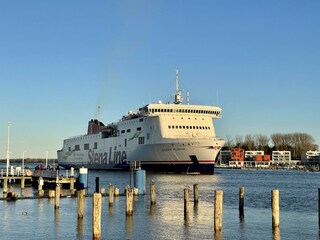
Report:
94,142,98,149
176,125,178,128
161,109,163,112
121,130,125,134
172,126,175,129
75,145,80,151
179,126,182,129
208,127,210,130
137,127,142,131
186,126,189,129
193,126,195,129
84,144,89,150
168,126,171,129
183,126,185,129
138,136,145,144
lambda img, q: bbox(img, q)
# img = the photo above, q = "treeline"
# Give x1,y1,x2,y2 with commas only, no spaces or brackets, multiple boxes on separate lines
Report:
224,132,319,159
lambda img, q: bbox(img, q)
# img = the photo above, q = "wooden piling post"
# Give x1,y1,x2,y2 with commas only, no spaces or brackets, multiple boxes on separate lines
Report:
114,188,120,197
92,193,102,239
239,186,245,216
271,189,280,228
55,184,61,209
193,184,199,204
109,184,114,206
3,177,8,193
126,187,133,216
21,176,25,189
150,181,156,205
49,190,55,198
214,190,223,232
78,189,85,219
38,177,44,197
184,186,190,220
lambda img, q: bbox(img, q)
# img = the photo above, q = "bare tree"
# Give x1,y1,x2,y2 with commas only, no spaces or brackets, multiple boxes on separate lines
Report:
224,135,234,149
255,134,270,152
234,135,244,148
244,134,256,150
270,133,282,151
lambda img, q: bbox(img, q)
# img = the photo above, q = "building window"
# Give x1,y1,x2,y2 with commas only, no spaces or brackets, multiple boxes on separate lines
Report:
75,145,80,151
125,139,127,147
121,130,125,134
84,144,89,150
94,142,98,149
127,129,131,133
137,127,142,131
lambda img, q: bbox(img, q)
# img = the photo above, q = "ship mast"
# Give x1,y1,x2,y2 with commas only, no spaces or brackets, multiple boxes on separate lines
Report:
174,70,183,104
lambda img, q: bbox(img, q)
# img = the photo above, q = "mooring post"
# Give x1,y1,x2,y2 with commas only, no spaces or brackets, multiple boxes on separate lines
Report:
21,176,25,189
3,177,8,193
114,187,120,197
193,184,199,204
78,189,85,219
95,177,99,193
184,186,190,220
126,186,133,216
239,186,245,216
109,184,114,206
55,183,61,209
92,193,102,239
271,189,280,228
38,177,44,197
214,190,223,232
150,181,156,205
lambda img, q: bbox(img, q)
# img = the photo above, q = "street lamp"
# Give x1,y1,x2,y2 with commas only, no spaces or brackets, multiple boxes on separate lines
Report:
46,150,48,169
22,151,27,176
6,122,12,177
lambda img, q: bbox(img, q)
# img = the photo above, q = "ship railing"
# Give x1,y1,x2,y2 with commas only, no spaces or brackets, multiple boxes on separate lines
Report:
67,134,86,139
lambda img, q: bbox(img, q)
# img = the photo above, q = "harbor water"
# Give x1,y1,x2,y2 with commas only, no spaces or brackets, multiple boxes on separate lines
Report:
1,166,320,239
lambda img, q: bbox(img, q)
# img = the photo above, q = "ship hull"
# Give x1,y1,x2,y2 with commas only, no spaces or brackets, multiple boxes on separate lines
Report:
58,140,222,174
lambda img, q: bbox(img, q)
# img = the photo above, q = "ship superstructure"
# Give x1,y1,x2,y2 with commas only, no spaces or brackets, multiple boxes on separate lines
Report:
57,71,224,173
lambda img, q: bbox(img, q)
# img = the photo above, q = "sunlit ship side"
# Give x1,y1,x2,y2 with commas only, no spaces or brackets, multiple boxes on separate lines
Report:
57,71,224,173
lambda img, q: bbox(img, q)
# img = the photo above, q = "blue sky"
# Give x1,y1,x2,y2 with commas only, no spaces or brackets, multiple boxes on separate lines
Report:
0,1,319,159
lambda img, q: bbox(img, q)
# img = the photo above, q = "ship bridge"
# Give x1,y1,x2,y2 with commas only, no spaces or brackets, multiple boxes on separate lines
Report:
140,103,222,119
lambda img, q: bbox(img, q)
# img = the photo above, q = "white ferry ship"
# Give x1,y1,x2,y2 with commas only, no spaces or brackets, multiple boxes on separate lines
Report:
57,71,224,173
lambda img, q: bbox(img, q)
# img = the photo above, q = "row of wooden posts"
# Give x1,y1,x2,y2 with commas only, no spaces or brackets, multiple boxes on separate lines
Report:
0,177,302,239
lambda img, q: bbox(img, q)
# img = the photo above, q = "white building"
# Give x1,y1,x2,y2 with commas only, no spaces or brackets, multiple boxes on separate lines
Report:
245,151,264,160
302,151,320,163
272,151,291,162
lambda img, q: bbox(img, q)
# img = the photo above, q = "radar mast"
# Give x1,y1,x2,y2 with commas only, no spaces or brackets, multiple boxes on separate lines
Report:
174,70,183,104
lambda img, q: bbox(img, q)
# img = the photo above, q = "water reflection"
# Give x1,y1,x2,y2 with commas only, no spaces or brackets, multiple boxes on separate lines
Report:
126,215,133,237
77,218,84,238
150,204,156,216
273,227,280,240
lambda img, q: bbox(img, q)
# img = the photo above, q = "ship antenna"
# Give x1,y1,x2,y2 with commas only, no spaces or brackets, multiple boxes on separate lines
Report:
186,90,190,105
174,69,183,104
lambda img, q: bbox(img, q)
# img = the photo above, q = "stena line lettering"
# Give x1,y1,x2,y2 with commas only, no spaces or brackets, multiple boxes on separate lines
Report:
88,148,127,165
